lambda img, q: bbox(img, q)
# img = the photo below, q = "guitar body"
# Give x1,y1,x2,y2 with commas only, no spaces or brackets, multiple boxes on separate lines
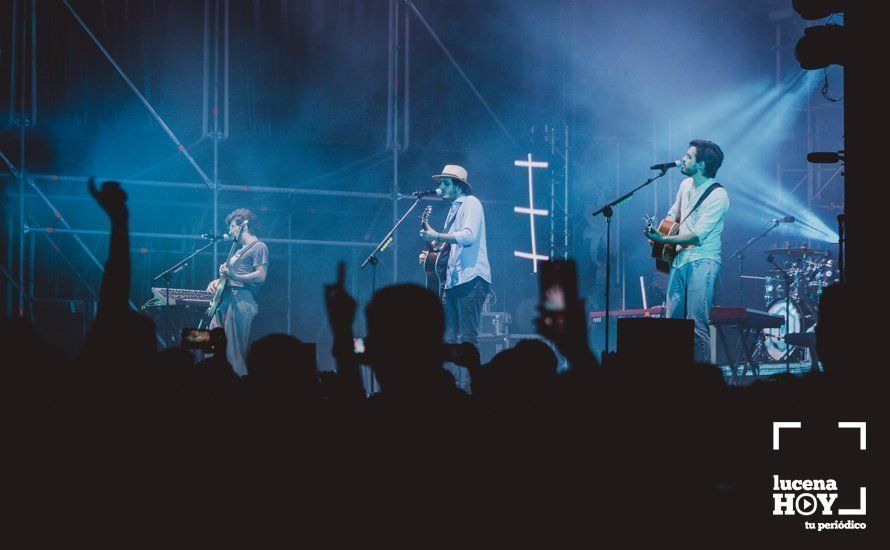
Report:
420,206,449,298
205,276,229,322
422,246,449,296
648,218,679,274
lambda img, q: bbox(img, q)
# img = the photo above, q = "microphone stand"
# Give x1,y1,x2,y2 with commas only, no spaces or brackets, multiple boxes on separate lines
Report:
728,220,784,308
151,237,220,346
591,169,669,355
359,194,426,397
836,213,845,284
361,195,425,295
766,254,792,374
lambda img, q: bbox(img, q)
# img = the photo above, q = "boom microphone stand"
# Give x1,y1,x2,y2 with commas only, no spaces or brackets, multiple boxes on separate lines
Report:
151,236,220,345
591,168,669,355
728,219,785,307
361,195,426,294
359,194,427,397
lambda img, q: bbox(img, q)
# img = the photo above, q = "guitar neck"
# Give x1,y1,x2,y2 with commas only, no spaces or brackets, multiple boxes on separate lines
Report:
223,238,240,264
205,229,245,320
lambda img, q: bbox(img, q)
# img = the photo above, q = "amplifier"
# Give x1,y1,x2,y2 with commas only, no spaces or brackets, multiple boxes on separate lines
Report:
480,312,511,337
588,306,664,355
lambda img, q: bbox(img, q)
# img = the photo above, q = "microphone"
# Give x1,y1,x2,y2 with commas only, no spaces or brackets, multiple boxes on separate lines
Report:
650,160,682,171
771,216,795,224
201,233,233,240
806,151,844,164
413,188,444,198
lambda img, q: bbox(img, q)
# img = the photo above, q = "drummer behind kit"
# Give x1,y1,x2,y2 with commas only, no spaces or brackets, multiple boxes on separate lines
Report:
757,245,837,364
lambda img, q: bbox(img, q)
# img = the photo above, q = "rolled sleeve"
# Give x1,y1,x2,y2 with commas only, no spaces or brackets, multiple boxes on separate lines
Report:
453,199,483,247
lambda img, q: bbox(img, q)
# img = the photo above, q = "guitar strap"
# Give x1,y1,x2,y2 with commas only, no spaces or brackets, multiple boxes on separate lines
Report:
230,240,260,265
678,183,723,227
437,202,461,256
224,240,261,292
432,203,462,296
442,202,461,233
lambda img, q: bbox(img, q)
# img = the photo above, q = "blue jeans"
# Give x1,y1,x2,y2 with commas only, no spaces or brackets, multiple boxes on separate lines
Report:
442,277,490,393
209,287,258,377
665,259,720,364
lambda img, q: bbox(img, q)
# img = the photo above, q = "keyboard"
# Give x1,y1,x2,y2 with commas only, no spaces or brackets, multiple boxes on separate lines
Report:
589,306,664,321
709,306,784,329
143,287,213,308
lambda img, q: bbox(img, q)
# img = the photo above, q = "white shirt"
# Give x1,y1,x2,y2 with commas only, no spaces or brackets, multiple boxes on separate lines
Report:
666,177,729,269
442,195,491,289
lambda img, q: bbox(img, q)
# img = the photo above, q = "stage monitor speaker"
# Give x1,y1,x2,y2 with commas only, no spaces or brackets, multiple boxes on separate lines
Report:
617,317,694,365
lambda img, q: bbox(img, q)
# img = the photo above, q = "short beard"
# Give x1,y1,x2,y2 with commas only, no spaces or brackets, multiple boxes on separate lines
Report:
680,166,696,177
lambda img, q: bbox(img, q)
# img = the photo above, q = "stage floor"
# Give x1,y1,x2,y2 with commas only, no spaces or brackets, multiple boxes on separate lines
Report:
717,360,821,385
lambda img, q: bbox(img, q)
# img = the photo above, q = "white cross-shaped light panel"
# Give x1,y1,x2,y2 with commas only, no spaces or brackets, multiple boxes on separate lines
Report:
514,153,549,273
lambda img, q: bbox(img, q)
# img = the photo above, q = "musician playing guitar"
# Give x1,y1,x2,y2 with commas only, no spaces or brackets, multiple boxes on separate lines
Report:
206,208,269,376
419,164,491,393
644,140,729,364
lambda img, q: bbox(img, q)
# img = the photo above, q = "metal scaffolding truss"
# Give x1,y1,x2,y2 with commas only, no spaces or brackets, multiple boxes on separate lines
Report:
770,8,845,217
2,0,522,341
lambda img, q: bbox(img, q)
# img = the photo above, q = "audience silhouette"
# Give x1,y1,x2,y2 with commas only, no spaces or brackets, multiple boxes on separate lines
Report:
1,179,869,544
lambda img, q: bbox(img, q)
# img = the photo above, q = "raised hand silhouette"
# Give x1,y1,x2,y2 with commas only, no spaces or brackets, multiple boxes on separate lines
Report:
323,262,364,400
88,177,128,222
87,177,131,319
535,298,597,369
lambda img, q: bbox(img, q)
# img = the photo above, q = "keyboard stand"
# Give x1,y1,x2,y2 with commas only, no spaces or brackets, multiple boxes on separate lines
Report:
715,325,763,385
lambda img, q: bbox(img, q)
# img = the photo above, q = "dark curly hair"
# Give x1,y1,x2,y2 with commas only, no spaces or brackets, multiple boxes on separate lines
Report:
225,208,260,235
689,139,724,178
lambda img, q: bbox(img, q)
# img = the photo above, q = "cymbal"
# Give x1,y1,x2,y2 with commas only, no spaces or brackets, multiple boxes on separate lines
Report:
766,247,829,256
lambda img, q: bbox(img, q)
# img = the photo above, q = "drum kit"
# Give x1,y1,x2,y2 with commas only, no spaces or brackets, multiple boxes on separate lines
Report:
757,245,837,362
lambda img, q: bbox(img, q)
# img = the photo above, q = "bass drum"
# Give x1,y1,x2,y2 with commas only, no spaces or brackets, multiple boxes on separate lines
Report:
762,299,817,362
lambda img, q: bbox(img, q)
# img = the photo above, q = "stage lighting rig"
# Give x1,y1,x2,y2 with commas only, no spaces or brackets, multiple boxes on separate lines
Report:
791,1,845,70
794,24,846,70
792,0,844,21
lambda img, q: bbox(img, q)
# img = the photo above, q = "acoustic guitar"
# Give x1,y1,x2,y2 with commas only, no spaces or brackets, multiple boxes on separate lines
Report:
420,206,449,297
644,215,679,274
644,182,723,274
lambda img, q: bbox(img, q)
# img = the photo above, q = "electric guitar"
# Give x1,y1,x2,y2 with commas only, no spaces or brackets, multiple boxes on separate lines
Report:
199,220,249,328
644,215,679,274
420,206,449,297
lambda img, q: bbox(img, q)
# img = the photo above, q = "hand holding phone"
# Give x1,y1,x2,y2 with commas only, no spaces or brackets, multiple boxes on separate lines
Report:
538,259,578,336
536,260,596,367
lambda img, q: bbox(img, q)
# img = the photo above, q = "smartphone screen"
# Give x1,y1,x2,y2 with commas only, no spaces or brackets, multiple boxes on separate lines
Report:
182,328,212,350
539,260,578,334
540,260,577,312
353,337,365,354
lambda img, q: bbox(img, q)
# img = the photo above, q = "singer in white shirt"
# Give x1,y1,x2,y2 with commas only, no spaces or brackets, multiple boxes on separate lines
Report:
420,164,491,392
645,140,729,363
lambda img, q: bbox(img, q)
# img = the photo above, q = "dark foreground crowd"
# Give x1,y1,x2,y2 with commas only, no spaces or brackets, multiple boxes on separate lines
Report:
2,181,876,545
